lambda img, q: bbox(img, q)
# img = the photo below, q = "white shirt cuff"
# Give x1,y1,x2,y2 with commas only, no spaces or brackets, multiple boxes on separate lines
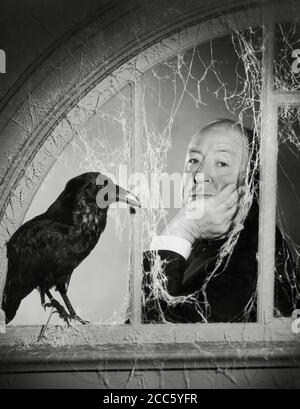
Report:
150,235,192,260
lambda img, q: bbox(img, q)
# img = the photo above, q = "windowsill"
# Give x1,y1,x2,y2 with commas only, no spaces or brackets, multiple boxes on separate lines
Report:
0,340,300,373
0,318,298,344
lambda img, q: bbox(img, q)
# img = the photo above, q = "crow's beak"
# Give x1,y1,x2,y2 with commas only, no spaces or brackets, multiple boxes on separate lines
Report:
116,185,141,208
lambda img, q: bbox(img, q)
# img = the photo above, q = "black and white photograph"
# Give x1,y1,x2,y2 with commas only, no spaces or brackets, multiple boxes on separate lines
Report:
0,0,300,391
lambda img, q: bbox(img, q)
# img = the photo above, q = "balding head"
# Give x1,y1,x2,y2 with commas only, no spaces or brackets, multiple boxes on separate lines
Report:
191,119,250,169
182,119,250,203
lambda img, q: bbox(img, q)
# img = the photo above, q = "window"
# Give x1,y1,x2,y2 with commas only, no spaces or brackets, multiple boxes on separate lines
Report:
140,29,261,325
9,86,134,326
276,106,300,318
1,4,300,349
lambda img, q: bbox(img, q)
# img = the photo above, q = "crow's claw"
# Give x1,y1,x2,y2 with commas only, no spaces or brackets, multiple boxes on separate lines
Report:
44,299,70,325
70,314,89,325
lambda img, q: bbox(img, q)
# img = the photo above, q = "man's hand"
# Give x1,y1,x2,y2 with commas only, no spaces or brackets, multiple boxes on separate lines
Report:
163,184,242,243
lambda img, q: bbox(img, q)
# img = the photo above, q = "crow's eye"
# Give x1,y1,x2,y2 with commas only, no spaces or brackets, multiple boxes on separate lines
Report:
97,179,109,189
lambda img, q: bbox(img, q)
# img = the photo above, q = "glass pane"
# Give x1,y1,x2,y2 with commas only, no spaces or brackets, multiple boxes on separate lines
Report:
140,30,262,324
274,23,300,91
275,106,300,319
7,85,134,326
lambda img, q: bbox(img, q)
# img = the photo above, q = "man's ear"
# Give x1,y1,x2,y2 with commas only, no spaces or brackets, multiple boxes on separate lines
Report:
180,181,184,204
237,173,247,191
181,159,188,204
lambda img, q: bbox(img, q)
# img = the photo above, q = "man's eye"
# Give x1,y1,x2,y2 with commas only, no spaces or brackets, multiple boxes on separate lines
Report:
216,161,230,167
188,158,200,165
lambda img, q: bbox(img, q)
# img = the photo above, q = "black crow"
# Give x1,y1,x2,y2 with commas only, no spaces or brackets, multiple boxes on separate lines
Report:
2,172,141,324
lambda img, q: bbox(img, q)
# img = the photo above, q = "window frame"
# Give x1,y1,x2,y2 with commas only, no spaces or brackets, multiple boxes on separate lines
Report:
0,5,300,352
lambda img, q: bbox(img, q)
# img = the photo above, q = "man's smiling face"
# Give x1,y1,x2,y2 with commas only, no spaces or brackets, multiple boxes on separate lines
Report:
182,123,249,204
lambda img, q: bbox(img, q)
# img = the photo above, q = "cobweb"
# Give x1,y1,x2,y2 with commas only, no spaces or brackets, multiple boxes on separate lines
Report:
141,23,300,324
141,27,262,323
39,27,264,328
63,85,134,240
2,20,300,337
276,106,300,316
274,23,300,91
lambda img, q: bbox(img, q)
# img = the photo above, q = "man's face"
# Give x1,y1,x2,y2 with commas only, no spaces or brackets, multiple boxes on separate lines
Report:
182,125,249,204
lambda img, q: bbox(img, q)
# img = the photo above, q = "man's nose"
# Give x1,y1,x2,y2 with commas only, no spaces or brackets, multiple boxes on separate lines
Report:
193,162,212,185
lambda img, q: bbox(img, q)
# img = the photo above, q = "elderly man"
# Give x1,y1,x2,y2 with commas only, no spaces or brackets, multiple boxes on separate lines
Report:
142,118,298,323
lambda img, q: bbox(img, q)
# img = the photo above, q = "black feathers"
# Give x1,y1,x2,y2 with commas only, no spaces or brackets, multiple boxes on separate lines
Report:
2,172,140,324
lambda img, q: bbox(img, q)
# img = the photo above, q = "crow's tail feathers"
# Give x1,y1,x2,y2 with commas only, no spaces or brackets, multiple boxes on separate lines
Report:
3,241,25,323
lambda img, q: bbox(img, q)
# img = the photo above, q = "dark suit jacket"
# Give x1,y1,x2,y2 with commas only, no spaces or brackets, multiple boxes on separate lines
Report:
142,201,299,323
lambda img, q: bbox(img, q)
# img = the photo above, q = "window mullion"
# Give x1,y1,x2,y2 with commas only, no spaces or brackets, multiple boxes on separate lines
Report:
257,17,277,324
130,79,143,326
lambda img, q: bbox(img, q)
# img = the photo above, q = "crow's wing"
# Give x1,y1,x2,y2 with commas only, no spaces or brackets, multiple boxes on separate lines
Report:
2,215,82,323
